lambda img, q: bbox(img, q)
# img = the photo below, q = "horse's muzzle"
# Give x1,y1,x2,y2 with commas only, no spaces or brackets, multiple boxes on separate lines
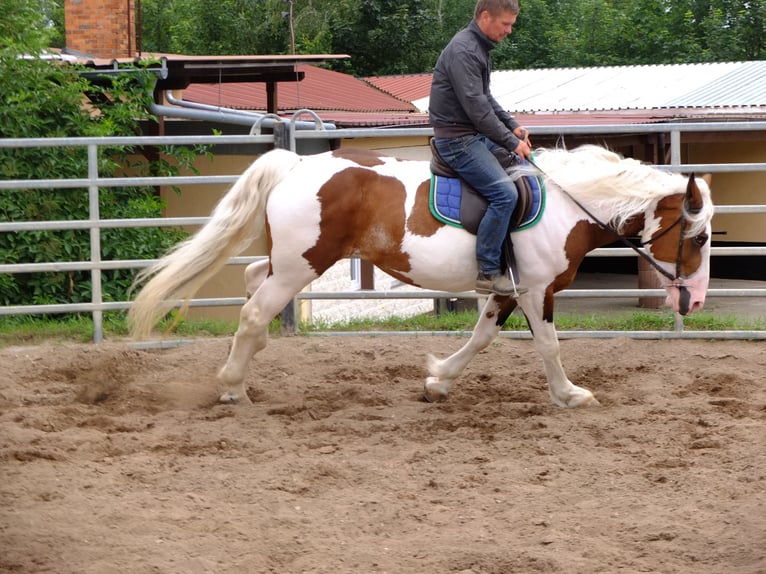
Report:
669,283,706,316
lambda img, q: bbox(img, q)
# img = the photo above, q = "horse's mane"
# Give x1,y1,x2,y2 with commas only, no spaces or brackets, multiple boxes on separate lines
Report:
531,145,713,235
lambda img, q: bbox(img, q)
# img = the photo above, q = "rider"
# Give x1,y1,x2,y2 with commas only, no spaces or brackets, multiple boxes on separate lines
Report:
429,0,530,297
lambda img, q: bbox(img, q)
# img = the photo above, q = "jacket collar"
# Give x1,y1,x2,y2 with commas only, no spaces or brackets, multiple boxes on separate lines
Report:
468,19,497,52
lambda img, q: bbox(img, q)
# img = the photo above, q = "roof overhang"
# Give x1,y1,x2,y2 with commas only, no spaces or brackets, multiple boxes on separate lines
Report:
153,54,349,90
62,51,350,90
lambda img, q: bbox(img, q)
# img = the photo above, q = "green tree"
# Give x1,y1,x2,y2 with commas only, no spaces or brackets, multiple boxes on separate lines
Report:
57,0,766,74
329,0,441,75
738,1,766,59
500,0,766,69
142,0,333,56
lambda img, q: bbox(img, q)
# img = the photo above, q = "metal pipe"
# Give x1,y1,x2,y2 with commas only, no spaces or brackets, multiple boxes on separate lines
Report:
87,144,104,343
158,89,336,131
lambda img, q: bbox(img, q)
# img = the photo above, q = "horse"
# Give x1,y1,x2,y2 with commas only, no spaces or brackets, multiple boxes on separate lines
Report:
128,145,714,408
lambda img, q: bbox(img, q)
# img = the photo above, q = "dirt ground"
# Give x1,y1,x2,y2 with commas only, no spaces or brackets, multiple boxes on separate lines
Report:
1,334,764,574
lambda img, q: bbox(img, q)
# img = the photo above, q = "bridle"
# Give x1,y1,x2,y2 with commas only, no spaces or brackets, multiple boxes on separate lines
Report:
639,209,703,283
528,158,702,284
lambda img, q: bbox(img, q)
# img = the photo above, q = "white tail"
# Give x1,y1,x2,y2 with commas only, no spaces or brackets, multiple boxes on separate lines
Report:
128,148,301,338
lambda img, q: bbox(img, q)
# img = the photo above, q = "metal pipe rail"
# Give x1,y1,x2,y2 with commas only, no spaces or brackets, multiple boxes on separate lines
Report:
1,125,764,342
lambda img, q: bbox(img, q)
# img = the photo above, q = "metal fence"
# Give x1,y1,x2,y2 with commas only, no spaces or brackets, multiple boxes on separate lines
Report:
1,121,765,342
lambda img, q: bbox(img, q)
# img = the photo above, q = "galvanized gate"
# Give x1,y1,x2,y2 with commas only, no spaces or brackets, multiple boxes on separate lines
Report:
1,121,765,342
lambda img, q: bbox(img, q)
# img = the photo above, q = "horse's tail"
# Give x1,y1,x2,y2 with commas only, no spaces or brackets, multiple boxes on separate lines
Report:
128,148,301,339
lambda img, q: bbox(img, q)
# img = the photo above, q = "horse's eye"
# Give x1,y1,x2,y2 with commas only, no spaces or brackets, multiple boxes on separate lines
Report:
693,234,708,247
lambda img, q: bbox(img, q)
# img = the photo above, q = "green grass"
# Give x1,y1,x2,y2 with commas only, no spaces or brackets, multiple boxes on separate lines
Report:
1,307,761,347
301,309,766,333
0,312,240,347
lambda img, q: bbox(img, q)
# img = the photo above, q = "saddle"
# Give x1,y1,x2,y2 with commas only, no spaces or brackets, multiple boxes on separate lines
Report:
428,139,545,235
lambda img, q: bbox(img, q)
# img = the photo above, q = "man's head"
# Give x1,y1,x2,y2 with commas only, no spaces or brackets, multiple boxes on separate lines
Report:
474,0,519,43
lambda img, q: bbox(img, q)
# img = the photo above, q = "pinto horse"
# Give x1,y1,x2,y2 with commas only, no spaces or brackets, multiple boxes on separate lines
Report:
128,145,714,407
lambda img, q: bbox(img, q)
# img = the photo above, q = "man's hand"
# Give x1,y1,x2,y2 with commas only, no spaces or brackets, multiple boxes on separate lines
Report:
514,138,531,160
513,126,531,159
514,126,531,145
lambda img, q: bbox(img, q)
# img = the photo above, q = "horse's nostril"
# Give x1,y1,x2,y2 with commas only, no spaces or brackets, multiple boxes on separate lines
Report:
678,286,692,315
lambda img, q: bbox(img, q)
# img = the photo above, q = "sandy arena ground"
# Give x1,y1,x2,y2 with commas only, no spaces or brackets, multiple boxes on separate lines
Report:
1,335,765,573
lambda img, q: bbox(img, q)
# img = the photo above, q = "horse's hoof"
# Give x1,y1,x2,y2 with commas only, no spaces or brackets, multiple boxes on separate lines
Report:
569,393,600,408
218,390,252,405
423,377,449,403
218,392,239,404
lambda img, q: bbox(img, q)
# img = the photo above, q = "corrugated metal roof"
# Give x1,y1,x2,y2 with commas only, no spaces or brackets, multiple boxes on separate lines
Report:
412,61,766,114
176,60,766,128
183,64,416,113
54,50,766,126
664,61,766,107
490,62,740,112
364,73,433,105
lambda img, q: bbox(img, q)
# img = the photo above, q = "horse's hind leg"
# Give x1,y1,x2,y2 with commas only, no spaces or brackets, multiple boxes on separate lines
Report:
217,271,313,403
424,296,511,402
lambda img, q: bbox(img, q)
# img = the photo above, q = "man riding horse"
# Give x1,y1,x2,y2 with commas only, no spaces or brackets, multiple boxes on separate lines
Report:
429,0,531,297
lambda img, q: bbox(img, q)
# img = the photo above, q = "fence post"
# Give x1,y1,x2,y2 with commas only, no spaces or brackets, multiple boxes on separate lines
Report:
273,122,298,334
273,120,290,152
88,143,104,343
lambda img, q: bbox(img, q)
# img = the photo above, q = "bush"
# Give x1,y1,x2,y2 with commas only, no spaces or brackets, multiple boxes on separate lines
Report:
0,0,204,308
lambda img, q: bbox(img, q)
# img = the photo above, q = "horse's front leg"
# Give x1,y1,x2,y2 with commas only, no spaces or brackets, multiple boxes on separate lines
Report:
424,296,508,402
522,301,599,408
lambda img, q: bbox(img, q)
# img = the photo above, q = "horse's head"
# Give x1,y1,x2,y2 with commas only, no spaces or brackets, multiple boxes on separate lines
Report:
641,173,714,315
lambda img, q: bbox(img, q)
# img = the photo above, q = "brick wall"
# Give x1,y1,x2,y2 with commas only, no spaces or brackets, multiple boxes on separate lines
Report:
65,0,136,58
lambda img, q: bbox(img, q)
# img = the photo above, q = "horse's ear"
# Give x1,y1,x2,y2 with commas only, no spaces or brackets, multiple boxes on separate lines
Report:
685,172,704,213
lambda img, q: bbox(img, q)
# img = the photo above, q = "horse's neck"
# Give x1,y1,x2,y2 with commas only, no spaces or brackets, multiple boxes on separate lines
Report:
606,215,644,244
620,216,645,238
565,212,646,265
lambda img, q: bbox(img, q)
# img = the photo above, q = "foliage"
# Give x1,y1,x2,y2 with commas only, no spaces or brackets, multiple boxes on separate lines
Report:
137,0,766,76
0,0,202,308
329,0,441,76
499,0,766,69
142,0,294,55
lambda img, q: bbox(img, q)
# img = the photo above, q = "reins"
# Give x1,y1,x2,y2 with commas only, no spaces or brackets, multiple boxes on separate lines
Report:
527,157,682,282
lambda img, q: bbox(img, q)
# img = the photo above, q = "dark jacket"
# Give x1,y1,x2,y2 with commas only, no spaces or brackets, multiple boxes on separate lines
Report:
429,20,521,152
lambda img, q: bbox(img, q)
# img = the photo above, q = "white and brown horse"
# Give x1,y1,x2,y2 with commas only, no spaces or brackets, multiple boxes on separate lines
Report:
129,145,714,407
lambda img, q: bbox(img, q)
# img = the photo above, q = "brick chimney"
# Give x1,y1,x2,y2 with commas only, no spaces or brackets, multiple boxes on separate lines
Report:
65,0,137,59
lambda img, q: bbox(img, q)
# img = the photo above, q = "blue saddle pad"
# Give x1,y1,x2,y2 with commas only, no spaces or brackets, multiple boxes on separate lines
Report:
431,175,464,226
429,170,546,232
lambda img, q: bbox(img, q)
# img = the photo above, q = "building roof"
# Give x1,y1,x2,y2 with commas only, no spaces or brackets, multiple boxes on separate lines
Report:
51,50,350,90
413,61,766,115
47,50,426,128
364,73,433,107
63,53,766,128
179,64,430,128
495,61,766,113
183,64,417,114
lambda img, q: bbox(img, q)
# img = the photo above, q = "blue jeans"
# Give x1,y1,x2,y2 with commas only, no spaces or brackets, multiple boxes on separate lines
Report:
433,134,518,276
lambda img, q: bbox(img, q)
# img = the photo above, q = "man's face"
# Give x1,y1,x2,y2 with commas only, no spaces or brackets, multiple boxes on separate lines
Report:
478,9,517,43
